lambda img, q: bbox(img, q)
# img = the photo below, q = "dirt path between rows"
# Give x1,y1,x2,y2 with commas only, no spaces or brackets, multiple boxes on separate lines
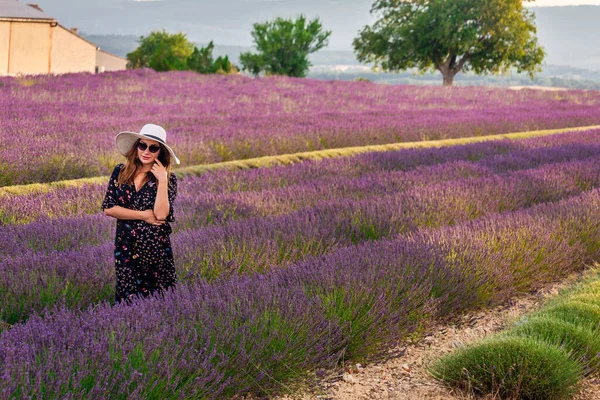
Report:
279,271,600,400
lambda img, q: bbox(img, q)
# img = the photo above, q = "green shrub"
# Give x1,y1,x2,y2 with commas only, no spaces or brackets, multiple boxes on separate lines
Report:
569,284,600,297
430,336,582,400
564,293,600,307
537,301,600,330
506,315,600,372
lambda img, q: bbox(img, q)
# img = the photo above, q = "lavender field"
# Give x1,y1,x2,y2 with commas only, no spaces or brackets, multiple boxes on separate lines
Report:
3,69,600,185
2,124,600,398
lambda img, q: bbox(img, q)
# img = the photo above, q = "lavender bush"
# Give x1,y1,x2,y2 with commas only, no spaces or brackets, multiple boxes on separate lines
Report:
2,155,600,323
3,70,600,185
0,239,457,399
3,129,600,226
2,127,600,397
1,186,599,398
3,153,599,256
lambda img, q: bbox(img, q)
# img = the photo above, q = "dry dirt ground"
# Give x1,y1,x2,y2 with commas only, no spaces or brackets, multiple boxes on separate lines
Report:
278,271,600,400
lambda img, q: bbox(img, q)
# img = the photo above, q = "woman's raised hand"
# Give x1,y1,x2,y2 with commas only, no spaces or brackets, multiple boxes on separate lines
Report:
151,159,168,184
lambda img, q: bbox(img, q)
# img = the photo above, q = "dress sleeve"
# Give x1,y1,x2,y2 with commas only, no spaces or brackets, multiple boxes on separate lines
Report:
166,173,178,223
101,164,123,211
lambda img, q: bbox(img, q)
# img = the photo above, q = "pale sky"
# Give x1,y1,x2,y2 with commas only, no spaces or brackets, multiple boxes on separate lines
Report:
529,0,600,6
30,0,600,51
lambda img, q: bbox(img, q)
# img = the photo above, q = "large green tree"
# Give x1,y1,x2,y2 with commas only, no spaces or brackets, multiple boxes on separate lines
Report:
240,15,331,78
353,0,546,86
127,30,194,72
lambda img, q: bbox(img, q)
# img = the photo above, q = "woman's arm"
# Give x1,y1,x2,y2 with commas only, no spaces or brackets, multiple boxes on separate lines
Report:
104,207,164,225
151,160,170,221
153,180,170,221
104,206,145,220
102,164,164,225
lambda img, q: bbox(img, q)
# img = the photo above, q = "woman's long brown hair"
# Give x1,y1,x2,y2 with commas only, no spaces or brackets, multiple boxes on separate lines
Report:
117,139,172,187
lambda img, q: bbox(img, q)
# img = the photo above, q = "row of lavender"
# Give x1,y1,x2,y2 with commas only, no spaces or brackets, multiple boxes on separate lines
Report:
4,129,600,225
3,70,600,185
3,153,600,258
2,131,600,326
2,185,599,399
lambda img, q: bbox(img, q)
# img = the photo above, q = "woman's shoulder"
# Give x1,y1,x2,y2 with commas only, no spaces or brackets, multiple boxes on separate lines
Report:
113,163,125,172
109,163,125,179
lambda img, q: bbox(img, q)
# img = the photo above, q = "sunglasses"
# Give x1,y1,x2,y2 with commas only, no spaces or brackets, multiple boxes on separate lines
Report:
137,142,161,153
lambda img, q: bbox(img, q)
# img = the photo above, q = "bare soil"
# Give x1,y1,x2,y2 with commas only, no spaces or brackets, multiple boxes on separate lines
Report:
278,271,600,400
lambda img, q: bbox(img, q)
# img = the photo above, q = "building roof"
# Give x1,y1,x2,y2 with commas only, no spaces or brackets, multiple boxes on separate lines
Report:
0,1,55,21
97,47,128,61
57,24,99,50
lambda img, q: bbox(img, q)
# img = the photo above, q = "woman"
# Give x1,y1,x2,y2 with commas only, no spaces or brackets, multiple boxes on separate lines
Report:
102,123,180,303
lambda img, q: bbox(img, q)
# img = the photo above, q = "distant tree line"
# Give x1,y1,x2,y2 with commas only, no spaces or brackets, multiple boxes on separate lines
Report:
127,0,546,86
127,32,237,74
127,16,330,78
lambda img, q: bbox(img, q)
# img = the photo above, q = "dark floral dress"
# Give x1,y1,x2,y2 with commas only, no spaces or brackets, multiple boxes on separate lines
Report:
101,163,178,303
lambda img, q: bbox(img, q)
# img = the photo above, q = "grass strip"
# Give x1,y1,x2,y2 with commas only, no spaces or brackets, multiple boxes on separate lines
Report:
2,124,599,197
431,270,600,399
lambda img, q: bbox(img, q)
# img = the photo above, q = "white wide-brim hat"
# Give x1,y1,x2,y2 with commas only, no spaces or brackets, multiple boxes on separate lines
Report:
116,123,180,165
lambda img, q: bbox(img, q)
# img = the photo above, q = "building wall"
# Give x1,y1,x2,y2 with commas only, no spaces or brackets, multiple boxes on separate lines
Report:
7,21,50,75
0,22,9,74
96,49,127,72
50,25,96,74
0,21,122,76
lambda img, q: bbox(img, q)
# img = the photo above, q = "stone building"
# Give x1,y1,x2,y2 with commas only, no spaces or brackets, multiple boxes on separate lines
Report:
0,0,127,75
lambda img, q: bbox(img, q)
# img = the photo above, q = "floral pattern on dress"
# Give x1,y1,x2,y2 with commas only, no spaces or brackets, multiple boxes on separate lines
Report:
101,163,178,303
